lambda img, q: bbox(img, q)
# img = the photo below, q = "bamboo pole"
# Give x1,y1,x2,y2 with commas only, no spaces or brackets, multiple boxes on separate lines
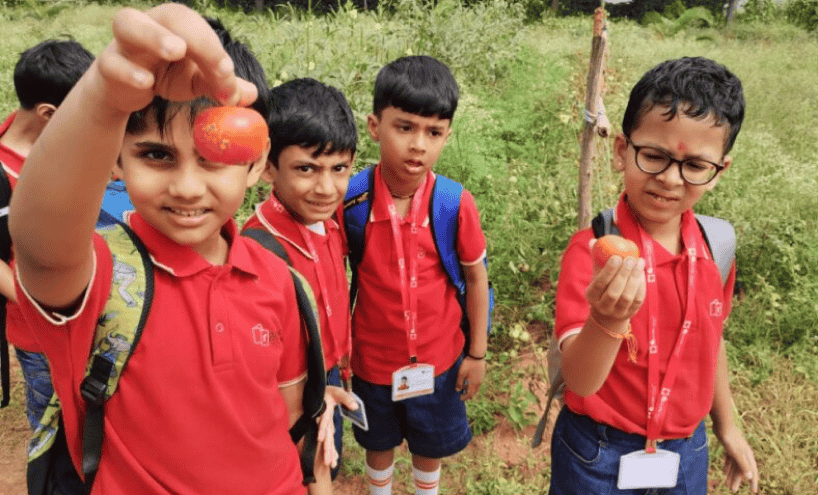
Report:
577,7,608,230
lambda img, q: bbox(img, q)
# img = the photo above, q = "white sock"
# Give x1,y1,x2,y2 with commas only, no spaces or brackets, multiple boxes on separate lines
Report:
412,465,441,495
366,462,394,495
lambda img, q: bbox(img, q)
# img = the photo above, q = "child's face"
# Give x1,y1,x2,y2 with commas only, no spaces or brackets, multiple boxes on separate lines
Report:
367,106,451,190
116,107,266,262
265,145,354,225
614,106,731,235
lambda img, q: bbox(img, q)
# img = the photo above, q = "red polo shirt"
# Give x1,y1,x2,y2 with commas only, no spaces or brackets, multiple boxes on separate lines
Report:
15,213,307,495
351,166,487,385
0,112,23,188
243,194,351,370
555,196,735,439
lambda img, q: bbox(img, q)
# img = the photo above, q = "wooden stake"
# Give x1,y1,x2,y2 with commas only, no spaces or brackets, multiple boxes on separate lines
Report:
577,7,608,229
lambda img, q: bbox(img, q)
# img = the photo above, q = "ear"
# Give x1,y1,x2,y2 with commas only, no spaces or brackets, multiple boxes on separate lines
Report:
35,103,57,123
366,114,380,142
613,133,629,172
114,156,125,180
443,124,453,145
706,155,731,191
246,137,271,188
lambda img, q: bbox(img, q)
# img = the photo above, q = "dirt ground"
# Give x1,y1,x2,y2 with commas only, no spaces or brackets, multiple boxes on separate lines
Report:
0,350,553,495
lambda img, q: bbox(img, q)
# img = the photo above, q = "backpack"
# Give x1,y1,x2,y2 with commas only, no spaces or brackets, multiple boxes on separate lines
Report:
343,166,495,344
0,166,11,408
241,227,327,486
531,208,736,448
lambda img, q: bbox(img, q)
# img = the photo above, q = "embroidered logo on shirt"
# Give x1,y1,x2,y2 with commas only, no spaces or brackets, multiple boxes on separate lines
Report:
251,324,271,347
709,299,723,318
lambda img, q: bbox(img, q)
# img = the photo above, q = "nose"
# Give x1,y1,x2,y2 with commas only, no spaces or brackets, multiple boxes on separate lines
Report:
315,171,334,196
654,160,685,187
410,132,426,153
169,162,206,199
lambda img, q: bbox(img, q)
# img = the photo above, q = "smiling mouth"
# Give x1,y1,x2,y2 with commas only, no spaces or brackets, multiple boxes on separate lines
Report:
166,207,209,217
648,192,677,203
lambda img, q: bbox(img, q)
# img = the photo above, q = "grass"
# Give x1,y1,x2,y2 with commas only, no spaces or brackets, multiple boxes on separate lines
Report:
0,1,816,494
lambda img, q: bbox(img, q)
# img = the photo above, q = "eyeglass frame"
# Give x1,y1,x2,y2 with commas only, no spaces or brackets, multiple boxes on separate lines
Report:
623,135,725,186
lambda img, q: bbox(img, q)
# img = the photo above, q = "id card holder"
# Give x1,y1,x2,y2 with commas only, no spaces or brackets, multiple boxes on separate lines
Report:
392,364,434,401
338,391,369,431
617,449,680,489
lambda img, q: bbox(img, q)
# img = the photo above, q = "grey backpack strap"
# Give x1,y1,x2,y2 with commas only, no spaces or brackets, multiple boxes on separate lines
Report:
694,214,735,285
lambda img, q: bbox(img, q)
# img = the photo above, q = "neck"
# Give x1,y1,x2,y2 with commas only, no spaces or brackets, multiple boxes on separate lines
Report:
0,110,42,158
380,165,422,199
641,216,683,255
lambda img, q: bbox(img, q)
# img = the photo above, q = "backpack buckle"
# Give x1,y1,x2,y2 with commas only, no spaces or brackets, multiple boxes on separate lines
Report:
80,377,108,406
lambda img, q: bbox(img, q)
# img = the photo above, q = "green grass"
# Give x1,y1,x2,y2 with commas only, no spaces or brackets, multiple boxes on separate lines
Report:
0,2,816,493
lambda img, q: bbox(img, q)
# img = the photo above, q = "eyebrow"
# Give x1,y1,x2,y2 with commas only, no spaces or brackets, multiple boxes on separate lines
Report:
133,141,175,154
637,142,720,163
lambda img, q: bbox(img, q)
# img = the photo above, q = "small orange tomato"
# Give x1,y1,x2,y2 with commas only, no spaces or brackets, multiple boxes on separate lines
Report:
592,235,640,269
193,106,268,164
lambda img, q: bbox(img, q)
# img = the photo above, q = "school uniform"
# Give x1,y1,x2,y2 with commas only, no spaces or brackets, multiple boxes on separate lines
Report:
14,212,308,495
350,164,486,458
551,195,735,494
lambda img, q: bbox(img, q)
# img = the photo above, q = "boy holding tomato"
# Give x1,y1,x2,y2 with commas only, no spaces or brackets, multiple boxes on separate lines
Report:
550,57,758,494
241,77,359,491
9,4,313,494
343,55,490,495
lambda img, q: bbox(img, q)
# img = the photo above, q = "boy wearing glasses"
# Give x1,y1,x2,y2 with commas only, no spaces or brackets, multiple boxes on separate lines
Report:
550,57,759,494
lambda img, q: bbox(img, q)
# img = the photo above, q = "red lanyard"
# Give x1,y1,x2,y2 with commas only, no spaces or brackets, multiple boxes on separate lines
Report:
380,170,428,364
638,219,699,450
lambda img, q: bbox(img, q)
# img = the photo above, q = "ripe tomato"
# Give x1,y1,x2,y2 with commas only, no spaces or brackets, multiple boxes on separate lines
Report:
592,235,640,268
193,106,268,164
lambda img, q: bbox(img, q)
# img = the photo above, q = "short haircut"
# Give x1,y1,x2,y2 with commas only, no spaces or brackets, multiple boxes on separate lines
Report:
372,55,458,121
267,78,357,166
126,18,269,137
14,39,94,109
622,57,745,154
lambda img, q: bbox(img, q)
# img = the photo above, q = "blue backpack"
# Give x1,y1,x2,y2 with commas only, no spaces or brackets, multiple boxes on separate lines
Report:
343,166,495,342
531,208,736,448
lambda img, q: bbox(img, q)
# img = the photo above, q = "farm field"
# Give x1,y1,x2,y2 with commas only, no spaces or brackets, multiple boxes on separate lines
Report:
1,1,817,493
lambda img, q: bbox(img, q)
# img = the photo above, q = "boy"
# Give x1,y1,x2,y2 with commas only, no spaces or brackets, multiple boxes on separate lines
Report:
242,77,358,489
551,57,758,494
344,55,489,495
9,4,309,494
1,39,94,429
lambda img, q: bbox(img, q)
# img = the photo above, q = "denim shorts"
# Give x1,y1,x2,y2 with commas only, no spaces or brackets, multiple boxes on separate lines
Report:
351,356,472,459
550,407,708,495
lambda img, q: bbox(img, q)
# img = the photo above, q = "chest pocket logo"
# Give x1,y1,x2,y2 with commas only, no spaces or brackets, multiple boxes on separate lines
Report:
709,299,723,318
251,323,274,347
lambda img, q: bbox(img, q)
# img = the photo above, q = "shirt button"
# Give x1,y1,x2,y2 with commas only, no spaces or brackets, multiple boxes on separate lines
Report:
215,323,225,333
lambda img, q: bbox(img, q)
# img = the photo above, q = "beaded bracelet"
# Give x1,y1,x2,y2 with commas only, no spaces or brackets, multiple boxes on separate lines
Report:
588,315,638,364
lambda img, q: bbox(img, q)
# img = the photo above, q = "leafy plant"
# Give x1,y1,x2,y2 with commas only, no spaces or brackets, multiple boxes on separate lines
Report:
787,0,818,31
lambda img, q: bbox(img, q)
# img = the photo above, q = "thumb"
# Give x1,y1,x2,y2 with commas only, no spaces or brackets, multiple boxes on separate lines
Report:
327,385,358,410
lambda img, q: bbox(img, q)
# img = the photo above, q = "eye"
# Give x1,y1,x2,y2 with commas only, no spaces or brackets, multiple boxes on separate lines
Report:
332,163,350,173
684,160,713,172
297,165,313,173
640,149,668,162
140,149,173,163
430,129,443,137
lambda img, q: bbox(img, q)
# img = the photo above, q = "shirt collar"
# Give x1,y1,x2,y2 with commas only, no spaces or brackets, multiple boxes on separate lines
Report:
124,211,257,278
370,163,434,226
254,194,339,261
615,193,699,263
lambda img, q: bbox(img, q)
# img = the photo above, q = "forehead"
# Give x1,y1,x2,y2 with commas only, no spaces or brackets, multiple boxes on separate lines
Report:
279,144,354,163
381,106,451,127
633,105,729,153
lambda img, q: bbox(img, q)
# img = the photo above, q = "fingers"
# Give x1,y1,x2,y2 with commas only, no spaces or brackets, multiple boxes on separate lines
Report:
326,385,358,411
585,255,645,320
457,359,485,401
723,448,759,493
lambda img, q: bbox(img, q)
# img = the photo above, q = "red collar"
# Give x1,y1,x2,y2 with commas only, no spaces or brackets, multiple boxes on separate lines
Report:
124,212,257,278
254,194,339,261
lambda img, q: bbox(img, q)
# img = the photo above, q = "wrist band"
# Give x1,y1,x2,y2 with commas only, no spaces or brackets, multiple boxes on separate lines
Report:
588,315,638,364
466,352,486,361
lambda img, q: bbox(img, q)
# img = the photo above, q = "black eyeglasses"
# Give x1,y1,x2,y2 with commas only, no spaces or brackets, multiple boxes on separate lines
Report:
625,136,724,185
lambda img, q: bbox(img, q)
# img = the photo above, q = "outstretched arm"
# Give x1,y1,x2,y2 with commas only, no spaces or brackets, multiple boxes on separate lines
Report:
456,261,488,400
9,3,254,309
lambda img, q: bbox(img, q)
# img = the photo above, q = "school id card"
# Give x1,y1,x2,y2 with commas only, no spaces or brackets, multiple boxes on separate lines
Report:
617,449,680,489
338,391,369,431
391,364,435,401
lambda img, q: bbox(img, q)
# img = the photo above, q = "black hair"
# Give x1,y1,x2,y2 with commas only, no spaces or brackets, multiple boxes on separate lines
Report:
14,39,94,109
267,78,357,166
372,55,458,120
125,18,269,136
622,57,745,154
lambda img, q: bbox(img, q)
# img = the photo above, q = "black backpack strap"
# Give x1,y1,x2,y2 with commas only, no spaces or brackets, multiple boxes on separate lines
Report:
240,227,326,485
81,222,154,493
0,168,12,408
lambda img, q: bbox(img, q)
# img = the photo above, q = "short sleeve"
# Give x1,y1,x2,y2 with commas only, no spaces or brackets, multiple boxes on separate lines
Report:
456,190,487,266
554,229,596,347
276,272,308,386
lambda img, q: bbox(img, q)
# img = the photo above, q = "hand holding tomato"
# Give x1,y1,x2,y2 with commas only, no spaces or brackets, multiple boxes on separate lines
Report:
586,235,645,322
193,106,269,164
592,235,640,270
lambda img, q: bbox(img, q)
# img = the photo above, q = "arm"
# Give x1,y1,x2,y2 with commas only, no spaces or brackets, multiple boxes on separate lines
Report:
710,337,758,493
280,380,332,495
456,260,488,400
9,3,251,309
0,260,15,302
561,244,645,397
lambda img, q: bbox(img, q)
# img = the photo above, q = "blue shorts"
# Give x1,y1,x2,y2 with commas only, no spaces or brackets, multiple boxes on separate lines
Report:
351,356,472,459
326,366,343,480
550,407,708,495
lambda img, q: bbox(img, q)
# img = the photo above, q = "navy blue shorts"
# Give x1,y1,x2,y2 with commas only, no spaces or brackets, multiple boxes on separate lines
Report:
550,407,708,495
351,356,472,459
326,366,343,480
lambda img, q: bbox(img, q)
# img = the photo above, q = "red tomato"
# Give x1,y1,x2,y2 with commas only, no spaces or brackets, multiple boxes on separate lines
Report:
592,235,640,268
193,107,268,164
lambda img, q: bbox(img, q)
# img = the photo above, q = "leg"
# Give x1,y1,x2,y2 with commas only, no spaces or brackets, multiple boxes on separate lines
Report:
366,449,395,495
411,455,441,495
